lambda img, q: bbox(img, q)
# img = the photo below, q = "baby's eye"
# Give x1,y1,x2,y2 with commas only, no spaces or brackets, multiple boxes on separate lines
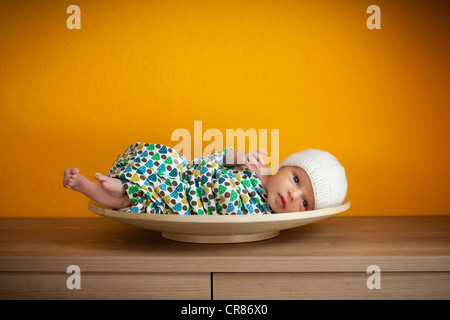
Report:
302,199,308,209
293,175,299,184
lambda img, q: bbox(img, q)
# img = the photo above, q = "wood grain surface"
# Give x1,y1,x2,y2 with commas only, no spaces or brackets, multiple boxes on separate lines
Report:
1,216,449,299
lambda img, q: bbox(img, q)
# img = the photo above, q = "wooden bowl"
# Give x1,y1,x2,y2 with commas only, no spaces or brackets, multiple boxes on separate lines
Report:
88,199,351,244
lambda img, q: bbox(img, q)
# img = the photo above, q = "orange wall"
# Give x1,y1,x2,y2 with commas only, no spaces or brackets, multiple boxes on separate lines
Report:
0,0,448,217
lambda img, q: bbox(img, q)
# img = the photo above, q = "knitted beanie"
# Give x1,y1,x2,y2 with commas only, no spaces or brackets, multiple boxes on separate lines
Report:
278,149,347,210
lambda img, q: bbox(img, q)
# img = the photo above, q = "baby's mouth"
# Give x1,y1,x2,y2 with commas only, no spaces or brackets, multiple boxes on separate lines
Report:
277,193,286,209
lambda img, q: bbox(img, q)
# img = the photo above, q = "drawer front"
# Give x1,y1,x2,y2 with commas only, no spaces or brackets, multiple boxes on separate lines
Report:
0,272,210,300
213,272,450,300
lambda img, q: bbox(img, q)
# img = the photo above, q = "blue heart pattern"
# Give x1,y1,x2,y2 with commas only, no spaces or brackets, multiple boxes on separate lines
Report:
107,142,272,215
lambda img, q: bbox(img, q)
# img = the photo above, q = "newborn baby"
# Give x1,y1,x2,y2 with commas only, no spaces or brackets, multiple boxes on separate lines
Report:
63,142,347,214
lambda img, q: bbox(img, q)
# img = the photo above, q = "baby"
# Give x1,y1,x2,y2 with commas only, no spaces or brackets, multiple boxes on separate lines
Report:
63,142,347,214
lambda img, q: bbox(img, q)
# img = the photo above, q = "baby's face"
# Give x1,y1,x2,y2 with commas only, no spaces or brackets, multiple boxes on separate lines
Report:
266,166,315,213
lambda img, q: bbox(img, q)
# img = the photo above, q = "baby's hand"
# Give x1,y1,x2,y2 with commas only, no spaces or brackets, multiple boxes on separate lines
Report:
231,149,268,173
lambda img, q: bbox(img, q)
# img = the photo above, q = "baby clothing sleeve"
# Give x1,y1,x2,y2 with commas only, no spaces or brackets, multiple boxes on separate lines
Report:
188,148,235,169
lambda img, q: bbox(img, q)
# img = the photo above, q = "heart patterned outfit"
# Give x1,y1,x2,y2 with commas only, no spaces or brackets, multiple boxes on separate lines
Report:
107,142,274,215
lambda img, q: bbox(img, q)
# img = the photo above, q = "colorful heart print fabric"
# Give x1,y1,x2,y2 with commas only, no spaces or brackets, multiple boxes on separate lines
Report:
107,142,273,215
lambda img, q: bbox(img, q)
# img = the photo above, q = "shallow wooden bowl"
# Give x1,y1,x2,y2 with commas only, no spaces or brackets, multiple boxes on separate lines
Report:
88,199,350,244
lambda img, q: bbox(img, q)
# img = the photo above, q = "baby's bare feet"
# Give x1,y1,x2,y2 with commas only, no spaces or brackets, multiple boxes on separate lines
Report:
94,173,126,197
63,168,131,209
63,168,82,190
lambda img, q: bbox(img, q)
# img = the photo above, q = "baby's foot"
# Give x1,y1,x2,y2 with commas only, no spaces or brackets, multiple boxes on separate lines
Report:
63,168,82,190
94,173,126,198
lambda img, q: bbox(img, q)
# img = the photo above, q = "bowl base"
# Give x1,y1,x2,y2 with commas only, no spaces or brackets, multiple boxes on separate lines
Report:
161,230,280,244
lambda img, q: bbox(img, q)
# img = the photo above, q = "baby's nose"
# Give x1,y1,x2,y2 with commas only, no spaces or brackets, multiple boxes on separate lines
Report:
289,188,302,201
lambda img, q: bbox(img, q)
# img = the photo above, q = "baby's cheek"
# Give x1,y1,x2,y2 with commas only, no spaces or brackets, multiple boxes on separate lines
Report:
267,192,275,206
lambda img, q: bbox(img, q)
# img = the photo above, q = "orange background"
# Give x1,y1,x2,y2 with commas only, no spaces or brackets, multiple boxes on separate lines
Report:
0,0,448,217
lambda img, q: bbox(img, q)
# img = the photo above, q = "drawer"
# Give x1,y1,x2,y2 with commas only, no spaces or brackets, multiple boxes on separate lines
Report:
213,272,450,300
0,272,210,300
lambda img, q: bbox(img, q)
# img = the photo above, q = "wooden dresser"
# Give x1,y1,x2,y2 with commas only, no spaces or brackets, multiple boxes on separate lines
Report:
1,216,449,299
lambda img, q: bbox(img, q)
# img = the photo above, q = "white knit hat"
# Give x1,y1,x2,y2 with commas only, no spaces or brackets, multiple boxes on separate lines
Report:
278,149,347,210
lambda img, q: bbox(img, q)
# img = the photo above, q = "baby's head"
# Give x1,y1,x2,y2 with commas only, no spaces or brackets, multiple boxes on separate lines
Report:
266,149,347,213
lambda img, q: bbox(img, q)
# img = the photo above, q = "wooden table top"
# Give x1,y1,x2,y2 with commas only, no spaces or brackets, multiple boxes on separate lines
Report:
1,216,449,273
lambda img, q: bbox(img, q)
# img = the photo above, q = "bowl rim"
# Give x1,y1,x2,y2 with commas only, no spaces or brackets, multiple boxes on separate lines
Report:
88,198,351,224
